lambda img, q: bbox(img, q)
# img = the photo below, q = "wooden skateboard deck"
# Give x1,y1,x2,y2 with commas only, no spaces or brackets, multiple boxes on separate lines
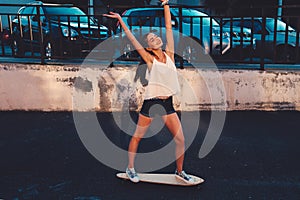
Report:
116,173,204,186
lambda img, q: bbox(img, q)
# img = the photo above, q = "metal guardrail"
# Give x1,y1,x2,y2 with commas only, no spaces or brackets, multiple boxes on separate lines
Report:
0,3,111,64
0,3,300,69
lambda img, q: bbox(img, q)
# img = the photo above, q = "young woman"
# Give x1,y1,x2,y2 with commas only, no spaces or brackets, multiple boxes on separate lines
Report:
104,0,193,183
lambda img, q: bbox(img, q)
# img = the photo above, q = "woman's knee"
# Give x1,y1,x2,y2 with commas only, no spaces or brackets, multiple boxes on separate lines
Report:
131,135,142,143
174,133,185,146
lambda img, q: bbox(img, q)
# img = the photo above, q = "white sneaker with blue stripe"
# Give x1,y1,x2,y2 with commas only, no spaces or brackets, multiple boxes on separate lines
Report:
126,167,140,183
175,170,194,184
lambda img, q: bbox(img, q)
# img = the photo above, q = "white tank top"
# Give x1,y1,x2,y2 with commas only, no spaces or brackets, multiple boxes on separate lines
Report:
144,53,180,99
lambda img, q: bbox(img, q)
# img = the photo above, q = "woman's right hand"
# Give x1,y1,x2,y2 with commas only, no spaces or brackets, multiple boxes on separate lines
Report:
160,0,169,5
103,12,121,20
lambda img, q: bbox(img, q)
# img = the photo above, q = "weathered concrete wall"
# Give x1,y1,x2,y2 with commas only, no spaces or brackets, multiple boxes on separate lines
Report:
1,63,300,111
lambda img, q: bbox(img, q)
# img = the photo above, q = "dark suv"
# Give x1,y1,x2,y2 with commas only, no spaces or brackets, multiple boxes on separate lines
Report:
11,1,109,58
115,7,231,63
223,17,299,62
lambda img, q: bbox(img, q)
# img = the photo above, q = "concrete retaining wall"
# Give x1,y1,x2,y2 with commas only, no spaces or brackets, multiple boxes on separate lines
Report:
1,63,300,111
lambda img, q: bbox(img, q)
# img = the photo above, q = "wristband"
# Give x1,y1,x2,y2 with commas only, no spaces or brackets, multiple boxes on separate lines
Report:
161,0,169,6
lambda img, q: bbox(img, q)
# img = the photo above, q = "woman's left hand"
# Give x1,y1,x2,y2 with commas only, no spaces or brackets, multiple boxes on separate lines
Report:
103,12,121,20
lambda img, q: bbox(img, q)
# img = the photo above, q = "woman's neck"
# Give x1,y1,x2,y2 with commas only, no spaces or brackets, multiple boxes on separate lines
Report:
151,49,165,62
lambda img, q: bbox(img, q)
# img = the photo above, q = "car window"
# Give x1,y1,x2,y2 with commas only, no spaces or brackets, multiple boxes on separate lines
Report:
32,7,44,15
21,6,34,15
43,6,94,24
126,10,157,26
243,20,262,34
222,20,238,27
153,10,165,26
32,6,45,21
265,18,295,32
152,10,177,27
181,9,218,26
232,21,241,27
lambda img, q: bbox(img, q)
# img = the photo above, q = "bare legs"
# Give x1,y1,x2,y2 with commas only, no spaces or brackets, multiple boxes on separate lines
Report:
162,113,185,173
128,114,152,168
127,112,185,173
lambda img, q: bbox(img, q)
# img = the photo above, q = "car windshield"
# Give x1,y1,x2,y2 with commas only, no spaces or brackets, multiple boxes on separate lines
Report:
43,6,95,24
266,18,295,32
180,9,219,26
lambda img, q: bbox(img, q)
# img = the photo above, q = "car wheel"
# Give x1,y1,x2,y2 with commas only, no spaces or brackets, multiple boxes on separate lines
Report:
119,41,140,61
179,38,204,63
44,40,56,59
182,45,195,63
276,46,296,63
11,36,25,57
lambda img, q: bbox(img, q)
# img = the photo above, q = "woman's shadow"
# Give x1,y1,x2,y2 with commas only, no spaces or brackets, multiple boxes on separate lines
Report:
118,62,148,150
134,62,148,87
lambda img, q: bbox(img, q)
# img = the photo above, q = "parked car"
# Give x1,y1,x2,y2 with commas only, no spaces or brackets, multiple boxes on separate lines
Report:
0,28,11,45
11,1,109,58
221,24,256,59
114,7,231,63
223,17,300,62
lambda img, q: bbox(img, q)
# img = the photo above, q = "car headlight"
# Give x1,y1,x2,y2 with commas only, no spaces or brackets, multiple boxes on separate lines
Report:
212,30,220,37
231,32,239,38
212,30,229,38
223,32,229,37
244,32,251,38
61,27,79,38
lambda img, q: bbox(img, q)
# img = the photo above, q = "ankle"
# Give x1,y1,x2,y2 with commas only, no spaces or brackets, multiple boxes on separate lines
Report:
128,166,134,170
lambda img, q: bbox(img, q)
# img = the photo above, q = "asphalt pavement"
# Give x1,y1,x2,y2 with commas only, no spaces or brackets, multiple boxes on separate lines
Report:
0,111,300,200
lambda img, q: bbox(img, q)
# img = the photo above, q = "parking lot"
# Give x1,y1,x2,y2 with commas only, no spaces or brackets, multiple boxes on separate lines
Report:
1,2,300,200
1,3,300,69
0,111,299,199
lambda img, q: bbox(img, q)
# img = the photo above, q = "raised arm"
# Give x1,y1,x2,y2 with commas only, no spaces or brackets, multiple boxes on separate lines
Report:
103,12,153,67
162,0,175,62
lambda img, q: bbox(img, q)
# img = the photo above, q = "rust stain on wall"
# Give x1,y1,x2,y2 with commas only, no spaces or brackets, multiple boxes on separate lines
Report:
98,77,114,112
74,77,93,93
56,77,93,93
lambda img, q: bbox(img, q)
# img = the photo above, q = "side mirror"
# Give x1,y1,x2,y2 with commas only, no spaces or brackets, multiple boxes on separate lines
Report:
171,20,177,27
32,15,38,22
32,15,47,26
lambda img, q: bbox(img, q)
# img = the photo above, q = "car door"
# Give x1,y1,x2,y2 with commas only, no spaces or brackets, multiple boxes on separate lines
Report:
18,6,34,44
31,6,46,47
126,9,159,36
242,19,270,51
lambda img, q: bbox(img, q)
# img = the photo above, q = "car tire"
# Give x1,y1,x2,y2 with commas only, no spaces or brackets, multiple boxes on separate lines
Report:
179,38,204,63
276,45,296,63
44,40,57,59
11,36,25,57
119,41,140,61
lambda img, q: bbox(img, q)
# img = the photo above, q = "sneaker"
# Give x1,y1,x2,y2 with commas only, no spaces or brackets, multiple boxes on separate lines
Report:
175,170,194,183
126,167,139,183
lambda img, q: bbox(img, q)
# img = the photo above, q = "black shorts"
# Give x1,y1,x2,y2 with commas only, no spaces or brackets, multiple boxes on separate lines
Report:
140,96,176,118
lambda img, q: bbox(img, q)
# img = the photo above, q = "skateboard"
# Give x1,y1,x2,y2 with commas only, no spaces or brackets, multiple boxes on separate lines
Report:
116,172,204,186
